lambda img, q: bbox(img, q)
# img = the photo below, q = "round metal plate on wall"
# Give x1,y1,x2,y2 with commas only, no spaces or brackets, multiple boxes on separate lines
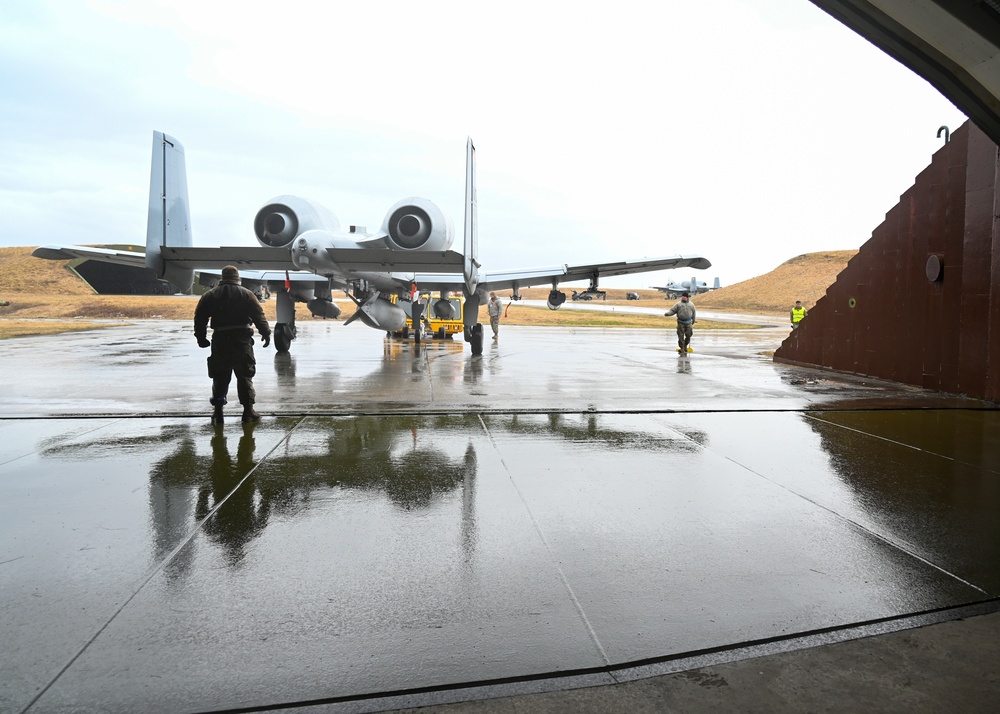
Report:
926,254,943,282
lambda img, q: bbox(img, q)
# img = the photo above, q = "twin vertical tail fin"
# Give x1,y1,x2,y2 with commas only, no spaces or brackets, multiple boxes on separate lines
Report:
145,131,194,293
462,137,482,328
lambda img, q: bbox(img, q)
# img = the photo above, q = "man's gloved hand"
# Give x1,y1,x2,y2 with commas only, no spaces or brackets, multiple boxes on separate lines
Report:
197,336,210,349
261,333,271,348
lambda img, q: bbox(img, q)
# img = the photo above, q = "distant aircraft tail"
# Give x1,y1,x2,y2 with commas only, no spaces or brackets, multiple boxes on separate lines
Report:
713,277,721,289
146,131,194,292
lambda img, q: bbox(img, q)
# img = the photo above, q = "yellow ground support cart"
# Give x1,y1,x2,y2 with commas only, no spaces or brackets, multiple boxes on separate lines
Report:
393,292,465,340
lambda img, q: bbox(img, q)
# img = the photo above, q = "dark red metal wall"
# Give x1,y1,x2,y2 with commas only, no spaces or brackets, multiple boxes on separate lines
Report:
775,121,1000,402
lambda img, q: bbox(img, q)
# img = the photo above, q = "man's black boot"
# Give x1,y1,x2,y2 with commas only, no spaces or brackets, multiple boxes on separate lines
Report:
210,396,227,425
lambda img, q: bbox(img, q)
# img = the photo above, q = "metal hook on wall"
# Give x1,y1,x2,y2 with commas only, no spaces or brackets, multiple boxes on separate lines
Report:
937,126,950,143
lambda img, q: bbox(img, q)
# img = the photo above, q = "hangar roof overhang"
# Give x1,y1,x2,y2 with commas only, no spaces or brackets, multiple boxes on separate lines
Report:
810,0,1000,146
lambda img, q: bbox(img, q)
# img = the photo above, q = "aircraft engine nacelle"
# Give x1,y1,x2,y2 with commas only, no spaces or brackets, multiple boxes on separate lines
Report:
381,198,454,252
254,196,341,249
307,298,342,319
547,290,566,311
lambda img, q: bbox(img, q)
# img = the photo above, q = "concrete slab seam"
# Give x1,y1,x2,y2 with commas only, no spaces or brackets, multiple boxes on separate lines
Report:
476,413,611,668
17,417,309,713
802,411,1000,474
655,415,991,595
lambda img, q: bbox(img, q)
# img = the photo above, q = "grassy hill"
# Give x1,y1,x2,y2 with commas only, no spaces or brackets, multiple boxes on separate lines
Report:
0,246,96,295
695,250,858,313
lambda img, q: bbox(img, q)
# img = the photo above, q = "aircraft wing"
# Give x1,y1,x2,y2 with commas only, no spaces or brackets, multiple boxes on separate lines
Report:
322,248,465,273
36,243,465,275
164,246,465,274
478,255,712,292
31,244,299,271
197,268,337,285
32,245,148,268
159,246,297,270
562,255,711,280
409,255,711,294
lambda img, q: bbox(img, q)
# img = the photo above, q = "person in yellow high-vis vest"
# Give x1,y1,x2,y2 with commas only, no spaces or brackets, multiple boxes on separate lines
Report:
790,300,807,329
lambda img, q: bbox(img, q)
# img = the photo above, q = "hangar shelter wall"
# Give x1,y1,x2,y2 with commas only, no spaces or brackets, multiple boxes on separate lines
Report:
774,121,1000,402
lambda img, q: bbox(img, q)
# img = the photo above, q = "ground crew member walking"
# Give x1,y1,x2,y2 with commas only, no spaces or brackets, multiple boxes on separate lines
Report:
487,292,503,339
665,292,697,354
194,265,271,424
790,300,807,329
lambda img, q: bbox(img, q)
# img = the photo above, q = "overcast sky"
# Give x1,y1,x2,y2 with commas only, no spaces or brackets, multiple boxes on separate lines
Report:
0,0,968,289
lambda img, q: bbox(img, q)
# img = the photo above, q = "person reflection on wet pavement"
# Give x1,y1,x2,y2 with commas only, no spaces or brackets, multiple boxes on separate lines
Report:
195,422,269,566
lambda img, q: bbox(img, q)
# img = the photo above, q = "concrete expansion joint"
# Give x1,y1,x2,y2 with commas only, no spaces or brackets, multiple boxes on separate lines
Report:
249,600,1000,713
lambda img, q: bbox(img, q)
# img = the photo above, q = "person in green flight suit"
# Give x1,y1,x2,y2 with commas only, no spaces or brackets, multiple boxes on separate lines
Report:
194,265,271,424
665,292,697,354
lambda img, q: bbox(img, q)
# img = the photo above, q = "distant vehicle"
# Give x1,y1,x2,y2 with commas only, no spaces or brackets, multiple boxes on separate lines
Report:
394,293,464,340
651,276,722,299
572,289,606,301
625,291,639,300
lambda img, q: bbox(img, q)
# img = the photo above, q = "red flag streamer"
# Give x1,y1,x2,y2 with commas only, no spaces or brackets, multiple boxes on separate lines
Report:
284,270,291,291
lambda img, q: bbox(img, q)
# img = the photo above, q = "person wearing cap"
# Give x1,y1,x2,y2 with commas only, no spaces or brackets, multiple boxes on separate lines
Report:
194,265,271,424
790,300,807,329
487,291,503,339
664,292,697,354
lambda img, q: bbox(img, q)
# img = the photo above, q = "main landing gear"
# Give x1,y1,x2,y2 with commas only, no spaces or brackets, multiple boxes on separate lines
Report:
274,323,295,352
465,323,484,356
274,289,297,354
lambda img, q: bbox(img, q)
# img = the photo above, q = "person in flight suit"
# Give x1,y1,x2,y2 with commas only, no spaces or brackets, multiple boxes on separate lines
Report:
665,292,697,354
487,292,503,339
194,265,271,424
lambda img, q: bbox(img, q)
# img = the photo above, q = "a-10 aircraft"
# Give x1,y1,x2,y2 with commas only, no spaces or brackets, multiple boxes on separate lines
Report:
651,276,721,299
33,132,711,355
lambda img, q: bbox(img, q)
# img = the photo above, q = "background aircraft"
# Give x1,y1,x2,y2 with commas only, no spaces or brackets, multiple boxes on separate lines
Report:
651,276,721,299
33,132,711,355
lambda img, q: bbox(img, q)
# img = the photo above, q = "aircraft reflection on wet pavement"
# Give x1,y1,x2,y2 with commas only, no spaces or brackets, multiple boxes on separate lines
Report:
145,413,703,574
33,413,707,574
27,408,999,600
145,418,480,572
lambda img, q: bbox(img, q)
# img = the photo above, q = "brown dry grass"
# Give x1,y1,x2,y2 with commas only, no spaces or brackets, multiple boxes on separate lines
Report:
0,246,97,295
694,250,858,313
0,320,112,339
1,246,855,332
474,303,748,329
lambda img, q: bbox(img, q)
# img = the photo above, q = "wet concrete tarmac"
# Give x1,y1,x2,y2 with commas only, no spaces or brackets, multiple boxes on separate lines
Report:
1,322,997,713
